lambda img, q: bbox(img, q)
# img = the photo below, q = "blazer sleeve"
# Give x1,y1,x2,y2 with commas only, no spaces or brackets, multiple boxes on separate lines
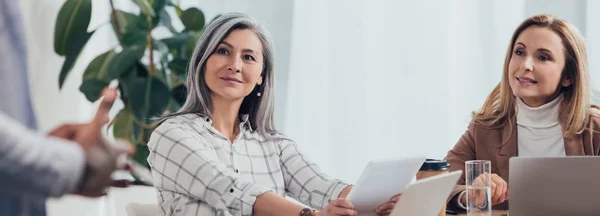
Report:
0,112,86,197
586,114,600,155
444,121,477,211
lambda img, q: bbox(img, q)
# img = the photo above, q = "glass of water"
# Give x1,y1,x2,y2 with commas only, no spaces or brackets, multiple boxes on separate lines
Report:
465,160,492,216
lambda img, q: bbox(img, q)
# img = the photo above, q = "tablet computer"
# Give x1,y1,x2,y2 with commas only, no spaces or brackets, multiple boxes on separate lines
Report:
346,156,426,215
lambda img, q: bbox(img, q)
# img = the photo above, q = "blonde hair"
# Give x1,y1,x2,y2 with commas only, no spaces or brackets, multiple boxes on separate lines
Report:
473,14,590,137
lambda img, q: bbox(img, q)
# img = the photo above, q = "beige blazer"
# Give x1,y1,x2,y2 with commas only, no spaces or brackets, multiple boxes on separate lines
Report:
445,114,600,211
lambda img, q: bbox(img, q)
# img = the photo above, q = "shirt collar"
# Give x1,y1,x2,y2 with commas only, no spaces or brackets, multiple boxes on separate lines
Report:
202,114,253,132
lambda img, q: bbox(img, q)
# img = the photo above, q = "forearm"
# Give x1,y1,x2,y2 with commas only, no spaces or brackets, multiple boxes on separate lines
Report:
254,191,306,216
0,114,85,197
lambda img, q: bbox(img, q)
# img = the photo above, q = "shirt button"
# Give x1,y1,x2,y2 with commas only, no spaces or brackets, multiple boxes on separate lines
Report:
230,188,234,193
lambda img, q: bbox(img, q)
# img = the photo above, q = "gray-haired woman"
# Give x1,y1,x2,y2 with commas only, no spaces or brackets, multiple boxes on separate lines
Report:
147,13,397,216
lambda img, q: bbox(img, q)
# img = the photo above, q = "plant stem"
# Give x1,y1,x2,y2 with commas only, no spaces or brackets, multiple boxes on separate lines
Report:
147,16,155,76
109,0,123,39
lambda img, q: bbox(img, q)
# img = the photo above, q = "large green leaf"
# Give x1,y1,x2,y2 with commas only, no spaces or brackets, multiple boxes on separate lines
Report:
111,10,140,35
128,77,171,123
180,8,205,31
54,0,92,56
135,62,150,77
131,121,143,143
153,59,171,88
121,27,147,47
152,0,168,14
132,0,156,17
168,58,189,79
173,4,183,17
58,56,76,85
83,50,116,80
183,31,201,58
168,98,182,112
153,42,170,84
116,63,147,104
171,84,187,106
136,13,152,30
133,144,150,168
131,121,152,144
113,108,135,143
79,79,110,102
161,32,191,52
58,31,94,89
153,39,170,57
105,45,146,80
117,66,138,101
158,9,177,33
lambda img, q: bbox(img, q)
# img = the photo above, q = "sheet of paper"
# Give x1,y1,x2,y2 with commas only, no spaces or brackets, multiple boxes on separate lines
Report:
346,156,426,214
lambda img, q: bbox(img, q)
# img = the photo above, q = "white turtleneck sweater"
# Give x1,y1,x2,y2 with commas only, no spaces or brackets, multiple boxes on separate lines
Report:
457,94,566,209
516,94,566,157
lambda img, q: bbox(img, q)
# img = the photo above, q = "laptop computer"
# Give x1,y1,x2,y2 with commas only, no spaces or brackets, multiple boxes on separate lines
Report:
509,156,600,216
390,170,462,216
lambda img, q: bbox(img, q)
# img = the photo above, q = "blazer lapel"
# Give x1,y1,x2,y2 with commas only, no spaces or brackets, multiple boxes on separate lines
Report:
497,121,517,180
499,121,518,156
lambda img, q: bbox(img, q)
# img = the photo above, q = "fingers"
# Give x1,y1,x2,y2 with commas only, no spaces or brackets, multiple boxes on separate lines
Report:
327,198,357,216
491,179,500,204
391,194,401,202
114,138,135,155
330,208,357,216
332,198,355,209
48,124,85,140
111,179,132,188
92,88,118,128
590,108,600,117
480,173,507,205
473,173,487,187
491,174,507,204
375,194,400,215
375,202,396,215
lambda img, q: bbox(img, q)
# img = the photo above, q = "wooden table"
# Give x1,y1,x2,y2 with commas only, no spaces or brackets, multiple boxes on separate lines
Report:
456,210,508,215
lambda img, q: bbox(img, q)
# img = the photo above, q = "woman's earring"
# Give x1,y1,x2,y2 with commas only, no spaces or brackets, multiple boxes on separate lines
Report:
256,84,262,97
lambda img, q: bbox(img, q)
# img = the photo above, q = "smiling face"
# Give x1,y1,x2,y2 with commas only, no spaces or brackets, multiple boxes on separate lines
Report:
507,26,572,107
204,29,264,102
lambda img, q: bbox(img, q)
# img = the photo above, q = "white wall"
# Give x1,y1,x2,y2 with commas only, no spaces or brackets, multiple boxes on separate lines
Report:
282,0,529,183
525,0,587,35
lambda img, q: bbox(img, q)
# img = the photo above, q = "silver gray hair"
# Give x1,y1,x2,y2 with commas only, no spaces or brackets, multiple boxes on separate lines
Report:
162,12,277,137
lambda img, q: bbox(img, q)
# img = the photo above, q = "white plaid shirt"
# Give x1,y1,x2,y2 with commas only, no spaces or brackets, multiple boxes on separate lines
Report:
147,114,348,216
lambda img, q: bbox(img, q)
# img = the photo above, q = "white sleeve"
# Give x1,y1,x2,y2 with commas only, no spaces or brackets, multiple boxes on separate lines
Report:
0,112,85,197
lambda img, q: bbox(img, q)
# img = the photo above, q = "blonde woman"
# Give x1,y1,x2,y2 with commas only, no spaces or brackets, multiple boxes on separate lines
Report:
445,14,600,211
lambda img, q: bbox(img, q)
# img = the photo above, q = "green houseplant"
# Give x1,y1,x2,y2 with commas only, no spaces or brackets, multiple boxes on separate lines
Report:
53,0,215,168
